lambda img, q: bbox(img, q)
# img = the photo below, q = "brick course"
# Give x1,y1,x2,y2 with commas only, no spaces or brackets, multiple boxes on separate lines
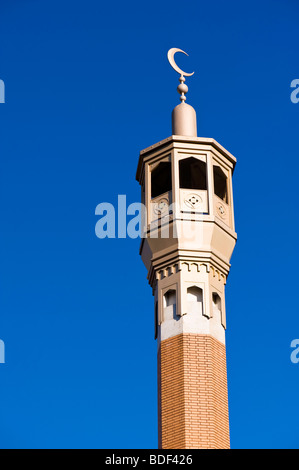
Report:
158,333,230,449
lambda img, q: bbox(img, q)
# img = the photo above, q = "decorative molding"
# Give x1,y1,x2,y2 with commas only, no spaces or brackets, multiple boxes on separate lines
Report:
184,193,202,210
152,260,226,283
152,196,169,217
210,265,226,283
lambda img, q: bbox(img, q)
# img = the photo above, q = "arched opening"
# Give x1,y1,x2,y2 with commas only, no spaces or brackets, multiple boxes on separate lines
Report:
179,157,207,190
212,292,222,319
154,301,158,340
151,162,172,199
163,289,177,319
187,286,203,316
213,165,228,203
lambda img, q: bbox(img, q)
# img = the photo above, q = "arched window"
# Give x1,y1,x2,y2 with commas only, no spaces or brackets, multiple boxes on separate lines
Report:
187,286,203,316
163,289,177,319
154,301,158,340
213,165,228,203
151,162,172,199
212,292,222,318
179,157,207,190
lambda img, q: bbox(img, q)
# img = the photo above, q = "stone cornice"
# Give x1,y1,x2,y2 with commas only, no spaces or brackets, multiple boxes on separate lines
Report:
136,135,237,183
147,252,229,290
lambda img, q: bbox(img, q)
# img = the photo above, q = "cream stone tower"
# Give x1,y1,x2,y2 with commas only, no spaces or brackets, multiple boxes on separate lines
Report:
136,49,237,449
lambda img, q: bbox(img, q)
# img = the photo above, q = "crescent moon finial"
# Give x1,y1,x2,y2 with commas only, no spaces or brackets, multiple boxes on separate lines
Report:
167,48,194,77
167,48,194,103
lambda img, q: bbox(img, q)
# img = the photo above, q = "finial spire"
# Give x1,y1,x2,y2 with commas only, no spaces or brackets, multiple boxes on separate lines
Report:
177,75,188,102
167,48,197,137
167,48,194,103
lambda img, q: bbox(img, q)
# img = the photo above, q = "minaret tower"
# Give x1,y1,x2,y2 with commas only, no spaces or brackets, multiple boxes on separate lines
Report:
136,49,237,449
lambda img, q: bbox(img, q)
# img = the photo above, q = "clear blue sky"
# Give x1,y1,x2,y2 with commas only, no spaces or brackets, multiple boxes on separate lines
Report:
0,0,298,449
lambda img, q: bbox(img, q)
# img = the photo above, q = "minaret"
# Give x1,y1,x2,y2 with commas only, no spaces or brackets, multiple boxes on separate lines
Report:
136,48,237,449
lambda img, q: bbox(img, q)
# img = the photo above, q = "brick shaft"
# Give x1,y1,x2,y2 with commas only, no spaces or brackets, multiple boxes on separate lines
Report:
158,333,230,449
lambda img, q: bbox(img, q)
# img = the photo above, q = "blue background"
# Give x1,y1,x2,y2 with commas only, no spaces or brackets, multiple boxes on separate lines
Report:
0,0,298,449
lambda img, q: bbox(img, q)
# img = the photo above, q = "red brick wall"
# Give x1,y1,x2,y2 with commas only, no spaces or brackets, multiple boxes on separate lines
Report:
158,333,230,449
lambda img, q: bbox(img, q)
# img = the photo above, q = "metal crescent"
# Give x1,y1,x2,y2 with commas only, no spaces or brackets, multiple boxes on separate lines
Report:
167,48,194,77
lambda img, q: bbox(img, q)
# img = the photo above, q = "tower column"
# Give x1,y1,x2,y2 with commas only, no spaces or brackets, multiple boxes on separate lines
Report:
155,259,231,449
136,48,237,449
158,333,229,449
